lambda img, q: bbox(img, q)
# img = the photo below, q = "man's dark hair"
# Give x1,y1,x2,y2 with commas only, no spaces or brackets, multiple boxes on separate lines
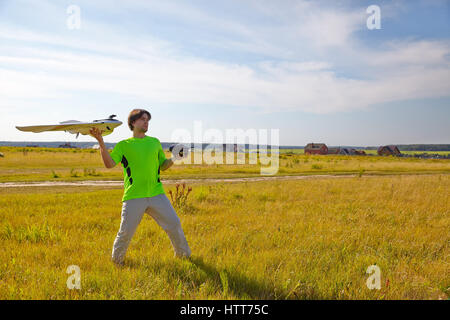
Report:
128,109,151,131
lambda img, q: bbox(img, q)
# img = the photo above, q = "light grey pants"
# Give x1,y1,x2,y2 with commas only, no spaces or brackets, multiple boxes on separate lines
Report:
111,193,191,264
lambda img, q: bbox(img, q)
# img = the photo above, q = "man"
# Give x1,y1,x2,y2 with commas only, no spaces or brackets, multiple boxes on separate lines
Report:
89,109,191,265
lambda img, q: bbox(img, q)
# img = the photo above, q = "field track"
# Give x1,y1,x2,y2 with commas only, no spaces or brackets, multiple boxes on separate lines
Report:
1,172,447,188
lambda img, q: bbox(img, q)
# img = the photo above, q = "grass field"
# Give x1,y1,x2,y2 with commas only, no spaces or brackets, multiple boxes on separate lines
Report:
1,146,450,182
0,174,448,299
0,146,449,299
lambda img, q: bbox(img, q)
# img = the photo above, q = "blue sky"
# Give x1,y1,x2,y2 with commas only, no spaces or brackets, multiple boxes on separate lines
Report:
0,0,449,146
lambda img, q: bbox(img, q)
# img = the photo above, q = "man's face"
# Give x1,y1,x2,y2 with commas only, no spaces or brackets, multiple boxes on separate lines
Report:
133,113,149,132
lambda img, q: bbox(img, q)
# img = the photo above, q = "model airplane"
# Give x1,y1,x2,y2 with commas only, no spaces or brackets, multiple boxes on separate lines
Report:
16,115,122,138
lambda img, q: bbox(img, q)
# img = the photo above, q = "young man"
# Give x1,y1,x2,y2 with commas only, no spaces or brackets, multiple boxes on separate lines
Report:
89,109,191,265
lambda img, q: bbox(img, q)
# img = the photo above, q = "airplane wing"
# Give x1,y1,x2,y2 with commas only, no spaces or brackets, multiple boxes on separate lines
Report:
16,116,122,137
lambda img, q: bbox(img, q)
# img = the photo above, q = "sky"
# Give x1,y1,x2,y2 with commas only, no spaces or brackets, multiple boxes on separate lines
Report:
0,0,449,146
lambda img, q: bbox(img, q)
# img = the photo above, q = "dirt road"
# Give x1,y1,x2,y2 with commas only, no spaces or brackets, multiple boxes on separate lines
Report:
0,174,361,188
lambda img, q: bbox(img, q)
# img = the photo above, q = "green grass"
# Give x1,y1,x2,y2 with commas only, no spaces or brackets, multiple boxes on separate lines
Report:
0,174,448,299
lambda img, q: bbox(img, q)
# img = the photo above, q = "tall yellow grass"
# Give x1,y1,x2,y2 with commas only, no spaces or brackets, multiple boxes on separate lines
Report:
0,174,448,299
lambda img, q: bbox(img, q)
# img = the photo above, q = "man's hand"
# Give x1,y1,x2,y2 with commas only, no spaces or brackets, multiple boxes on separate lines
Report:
89,127,115,168
89,127,104,142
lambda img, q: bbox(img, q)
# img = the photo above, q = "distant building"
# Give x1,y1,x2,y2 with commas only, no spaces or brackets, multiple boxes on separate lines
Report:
353,149,366,156
327,147,366,156
327,147,350,155
377,145,401,156
58,143,77,149
92,144,100,149
305,143,328,155
327,147,340,154
339,148,350,155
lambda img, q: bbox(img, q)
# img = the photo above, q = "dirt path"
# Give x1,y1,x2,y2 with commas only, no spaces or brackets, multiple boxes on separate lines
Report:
0,174,364,188
3,172,446,188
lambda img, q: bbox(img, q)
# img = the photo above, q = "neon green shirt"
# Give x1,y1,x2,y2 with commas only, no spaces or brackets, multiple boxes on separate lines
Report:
110,136,167,202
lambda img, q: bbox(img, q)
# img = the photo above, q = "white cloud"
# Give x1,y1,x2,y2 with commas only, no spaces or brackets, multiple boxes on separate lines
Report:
294,10,364,47
0,0,449,119
366,40,450,67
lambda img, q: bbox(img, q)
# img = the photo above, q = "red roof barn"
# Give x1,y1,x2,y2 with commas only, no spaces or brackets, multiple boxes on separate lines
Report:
305,143,328,155
377,145,401,156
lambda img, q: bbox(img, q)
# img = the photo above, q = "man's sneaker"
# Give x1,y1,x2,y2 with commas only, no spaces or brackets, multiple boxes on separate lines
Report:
112,258,125,267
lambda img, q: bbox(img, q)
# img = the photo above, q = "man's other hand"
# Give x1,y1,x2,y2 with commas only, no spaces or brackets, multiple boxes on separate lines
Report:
170,144,190,161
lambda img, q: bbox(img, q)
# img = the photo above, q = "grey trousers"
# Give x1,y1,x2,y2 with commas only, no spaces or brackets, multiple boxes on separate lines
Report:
111,193,191,264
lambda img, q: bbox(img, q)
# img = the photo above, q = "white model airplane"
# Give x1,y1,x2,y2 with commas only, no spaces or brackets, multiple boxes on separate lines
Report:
16,115,122,138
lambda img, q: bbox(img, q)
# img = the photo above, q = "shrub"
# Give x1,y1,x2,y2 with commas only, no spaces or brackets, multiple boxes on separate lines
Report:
51,170,60,178
168,183,193,214
70,168,80,178
358,168,365,177
232,193,243,200
83,168,101,177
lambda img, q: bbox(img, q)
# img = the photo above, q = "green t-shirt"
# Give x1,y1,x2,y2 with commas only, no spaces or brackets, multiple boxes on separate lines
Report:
110,136,167,201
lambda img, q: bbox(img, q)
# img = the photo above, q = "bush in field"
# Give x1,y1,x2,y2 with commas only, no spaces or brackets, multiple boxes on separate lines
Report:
51,170,60,178
168,183,193,214
358,168,365,177
70,168,80,178
83,168,101,177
